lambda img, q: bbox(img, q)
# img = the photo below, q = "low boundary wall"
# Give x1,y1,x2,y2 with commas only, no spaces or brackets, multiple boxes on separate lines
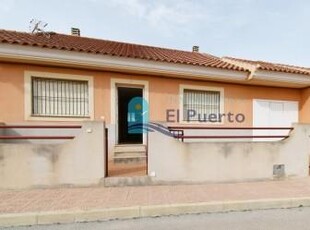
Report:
0,121,105,189
148,124,310,183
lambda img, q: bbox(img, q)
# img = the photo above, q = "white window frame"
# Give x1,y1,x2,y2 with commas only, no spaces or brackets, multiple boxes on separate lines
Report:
24,71,94,121
179,84,224,124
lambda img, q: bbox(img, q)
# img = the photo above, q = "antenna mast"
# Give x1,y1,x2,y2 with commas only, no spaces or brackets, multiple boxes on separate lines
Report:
29,19,50,38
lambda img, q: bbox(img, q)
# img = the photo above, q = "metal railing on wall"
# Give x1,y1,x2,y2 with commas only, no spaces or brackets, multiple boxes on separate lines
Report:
0,125,82,140
168,126,294,142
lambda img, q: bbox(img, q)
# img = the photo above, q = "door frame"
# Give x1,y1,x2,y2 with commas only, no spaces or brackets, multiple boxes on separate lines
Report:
111,78,149,145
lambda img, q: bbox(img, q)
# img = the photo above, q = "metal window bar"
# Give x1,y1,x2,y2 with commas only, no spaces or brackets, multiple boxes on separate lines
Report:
31,77,89,117
183,89,220,121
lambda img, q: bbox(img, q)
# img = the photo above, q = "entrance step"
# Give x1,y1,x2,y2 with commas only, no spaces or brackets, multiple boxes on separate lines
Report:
113,145,147,163
104,176,152,187
114,144,146,153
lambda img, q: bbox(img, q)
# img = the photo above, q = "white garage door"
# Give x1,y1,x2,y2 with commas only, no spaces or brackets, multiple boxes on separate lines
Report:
253,100,298,141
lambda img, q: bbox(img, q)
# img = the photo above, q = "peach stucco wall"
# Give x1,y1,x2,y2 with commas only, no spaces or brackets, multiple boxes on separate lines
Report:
300,87,310,123
0,63,24,122
0,63,111,123
0,62,306,126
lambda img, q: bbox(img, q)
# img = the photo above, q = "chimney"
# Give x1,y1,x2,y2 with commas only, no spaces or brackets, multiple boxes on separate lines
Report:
71,27,80,36
192,45,199,52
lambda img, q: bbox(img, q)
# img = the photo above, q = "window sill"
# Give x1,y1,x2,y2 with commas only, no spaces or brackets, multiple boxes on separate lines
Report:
26,115,93,122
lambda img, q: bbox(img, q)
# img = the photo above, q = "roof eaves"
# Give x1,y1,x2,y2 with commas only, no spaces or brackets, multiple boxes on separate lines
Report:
0,29,250,73
223,56,310,76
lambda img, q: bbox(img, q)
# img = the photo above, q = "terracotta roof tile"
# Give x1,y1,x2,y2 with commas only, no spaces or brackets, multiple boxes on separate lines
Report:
0,29,247,72
224,57,310,76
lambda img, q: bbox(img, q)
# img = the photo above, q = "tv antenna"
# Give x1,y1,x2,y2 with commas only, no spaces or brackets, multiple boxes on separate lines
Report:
29,19,50,38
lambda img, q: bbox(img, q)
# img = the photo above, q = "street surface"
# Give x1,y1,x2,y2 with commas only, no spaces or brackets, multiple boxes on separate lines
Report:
3,207,310,230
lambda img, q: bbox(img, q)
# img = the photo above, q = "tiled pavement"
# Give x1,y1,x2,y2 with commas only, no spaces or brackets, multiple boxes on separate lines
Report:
1,178,310,214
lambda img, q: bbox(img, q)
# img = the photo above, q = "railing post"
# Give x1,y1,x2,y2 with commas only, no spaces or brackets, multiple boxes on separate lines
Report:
104,126,108,177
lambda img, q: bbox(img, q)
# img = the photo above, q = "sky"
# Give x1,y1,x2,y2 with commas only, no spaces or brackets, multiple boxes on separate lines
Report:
0,0,309,67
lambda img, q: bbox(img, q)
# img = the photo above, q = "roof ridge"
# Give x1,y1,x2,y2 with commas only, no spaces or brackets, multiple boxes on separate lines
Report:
201,52,220,59
223,56,310,76
0,29,247,72
224,56,310,70
0,29,202,55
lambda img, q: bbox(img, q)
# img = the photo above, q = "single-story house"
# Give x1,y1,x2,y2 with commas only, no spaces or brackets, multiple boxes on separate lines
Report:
0,28,310,185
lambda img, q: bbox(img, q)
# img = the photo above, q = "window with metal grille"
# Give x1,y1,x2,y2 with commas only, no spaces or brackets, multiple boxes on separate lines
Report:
183,89,221,121
31,77,89,117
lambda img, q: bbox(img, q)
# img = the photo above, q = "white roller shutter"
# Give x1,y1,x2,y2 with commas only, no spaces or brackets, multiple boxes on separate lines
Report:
253,99,298,141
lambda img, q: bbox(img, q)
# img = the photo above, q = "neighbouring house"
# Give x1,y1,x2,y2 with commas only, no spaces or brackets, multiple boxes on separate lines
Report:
0,28,310,188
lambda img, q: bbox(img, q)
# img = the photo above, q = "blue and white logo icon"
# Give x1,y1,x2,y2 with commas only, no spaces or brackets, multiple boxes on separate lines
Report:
128,97,149,134
127,97,175,137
